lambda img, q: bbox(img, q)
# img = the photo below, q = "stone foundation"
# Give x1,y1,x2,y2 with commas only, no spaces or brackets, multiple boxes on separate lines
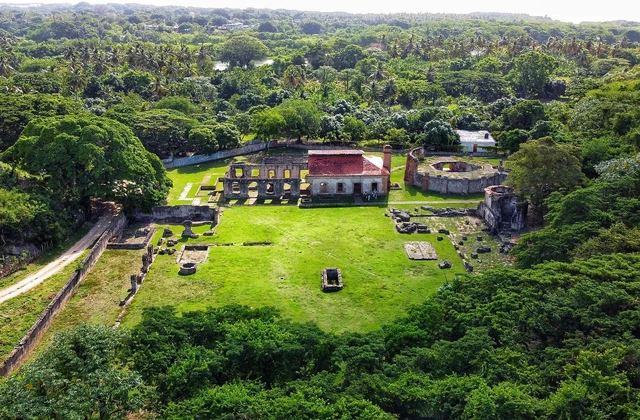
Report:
321,268,343,292
404,242,438,260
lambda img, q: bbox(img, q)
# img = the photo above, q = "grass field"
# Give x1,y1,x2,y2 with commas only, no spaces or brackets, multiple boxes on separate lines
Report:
122,205,467,333
26,249,144,363
0,251,88,364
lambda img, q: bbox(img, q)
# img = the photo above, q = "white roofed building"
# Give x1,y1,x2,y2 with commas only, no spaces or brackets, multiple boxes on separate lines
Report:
456,130,496,153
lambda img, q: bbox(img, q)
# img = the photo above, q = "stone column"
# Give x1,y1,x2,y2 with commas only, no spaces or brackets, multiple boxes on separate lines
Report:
142,254,149,273
182,220,194,237
240,181,250,198
130,274,138,293
274,181,284,197
290,179,301,198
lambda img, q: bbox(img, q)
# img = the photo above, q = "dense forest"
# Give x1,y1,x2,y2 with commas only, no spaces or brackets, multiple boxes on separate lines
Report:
1,3,640,418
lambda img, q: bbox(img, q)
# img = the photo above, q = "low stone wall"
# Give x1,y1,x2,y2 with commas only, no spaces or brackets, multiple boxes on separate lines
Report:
131,205,219,224
164,140,278,169
0,213,128,377
106,227,155,250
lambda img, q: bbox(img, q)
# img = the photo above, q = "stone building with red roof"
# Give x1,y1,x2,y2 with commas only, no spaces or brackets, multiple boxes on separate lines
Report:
306,146,392,196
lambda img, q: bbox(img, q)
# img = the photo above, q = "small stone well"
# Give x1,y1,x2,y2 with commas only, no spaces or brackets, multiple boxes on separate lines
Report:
179,262,197,275
321,268,343,292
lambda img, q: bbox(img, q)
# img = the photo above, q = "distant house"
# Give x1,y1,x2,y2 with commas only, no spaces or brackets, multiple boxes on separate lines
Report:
219,22,245,31
456,130,496,153
306,146,391,196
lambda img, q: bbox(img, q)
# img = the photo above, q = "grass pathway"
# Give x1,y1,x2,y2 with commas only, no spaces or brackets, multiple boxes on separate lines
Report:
0,210,117,305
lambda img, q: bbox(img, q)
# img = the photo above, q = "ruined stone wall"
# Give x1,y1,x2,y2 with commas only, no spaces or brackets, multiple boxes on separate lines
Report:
404,148,420,183
0,213,128,377
132,205,218,224
477,202,499,231
479,188,528,233
223,161,307,200
163,140,278,169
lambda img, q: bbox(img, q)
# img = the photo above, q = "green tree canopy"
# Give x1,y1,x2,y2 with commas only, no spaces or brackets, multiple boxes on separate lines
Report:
220,35,269,68
508,51,558,98
0,93,82,151
0,325,143,419
422,119,461,151
506,137,585,207
131,109,199,157
2,115,171,211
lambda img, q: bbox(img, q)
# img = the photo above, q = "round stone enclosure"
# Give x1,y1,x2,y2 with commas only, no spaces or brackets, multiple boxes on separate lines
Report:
431,161,480,173
485,185,515,195
179,262,197,275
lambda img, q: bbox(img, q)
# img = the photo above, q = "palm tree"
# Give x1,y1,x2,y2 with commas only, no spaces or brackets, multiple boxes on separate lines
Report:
183,63,199,78
63,46,76,61
149,74,167,99
364,81,380,103
196,44,210,68
162,60,181,81
178,44,192,64
66,66,86,100
107,47,121,66
282,65,305,91
339,68,358,92
382,78,398,105
93,52,109,76
80,46,92,64
368,62,387,82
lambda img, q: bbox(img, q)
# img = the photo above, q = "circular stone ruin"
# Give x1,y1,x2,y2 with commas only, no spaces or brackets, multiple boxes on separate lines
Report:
485,185,515,195
430,161,481,173
179,262,197,275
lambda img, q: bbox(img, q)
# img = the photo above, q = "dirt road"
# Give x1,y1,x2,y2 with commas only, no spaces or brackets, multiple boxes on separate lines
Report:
0,210,117,305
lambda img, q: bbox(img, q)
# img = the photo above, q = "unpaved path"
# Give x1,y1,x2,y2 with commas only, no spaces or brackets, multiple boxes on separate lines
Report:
0,210,117,305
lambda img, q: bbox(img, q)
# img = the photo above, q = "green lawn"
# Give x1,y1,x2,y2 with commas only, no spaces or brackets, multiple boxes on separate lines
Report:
166,158,232,206
0,251,88,364
26,249,144,363
122,206,466,333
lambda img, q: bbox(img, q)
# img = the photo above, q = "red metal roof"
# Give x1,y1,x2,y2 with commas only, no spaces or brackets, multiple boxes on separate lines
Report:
308,154,389,177
307,150,364,156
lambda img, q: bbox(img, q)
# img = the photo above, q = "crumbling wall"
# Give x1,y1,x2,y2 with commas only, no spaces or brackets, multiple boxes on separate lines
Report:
164,140,279,168
223,161,307,200
404,148,421,183
132,205,219,224
478,186,528,233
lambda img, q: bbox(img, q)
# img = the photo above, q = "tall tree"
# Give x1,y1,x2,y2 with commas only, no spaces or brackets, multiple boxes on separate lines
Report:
2,115,172,211
508,51,558,98
506,137,585,207
220,35,269,68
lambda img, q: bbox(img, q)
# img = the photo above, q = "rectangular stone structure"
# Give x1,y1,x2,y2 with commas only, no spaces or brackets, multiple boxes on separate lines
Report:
404,241,438,260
